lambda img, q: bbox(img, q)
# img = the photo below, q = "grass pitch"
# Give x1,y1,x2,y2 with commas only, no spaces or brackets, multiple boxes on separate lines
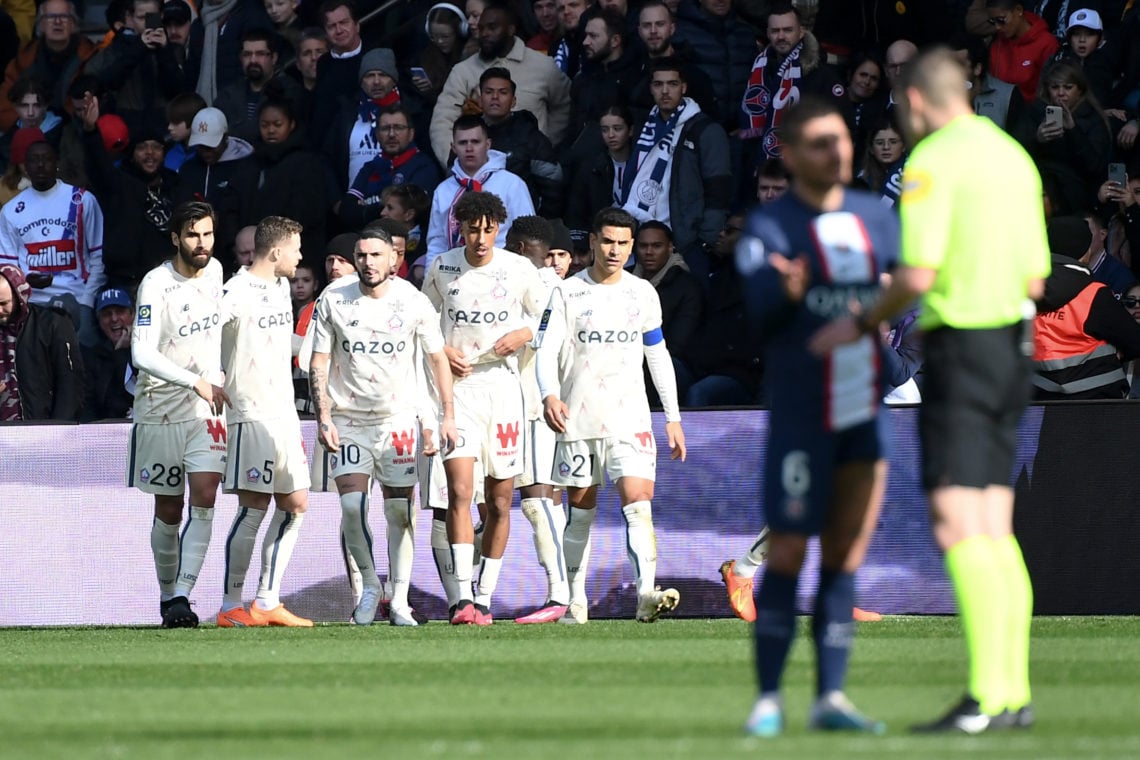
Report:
0,617,1136,759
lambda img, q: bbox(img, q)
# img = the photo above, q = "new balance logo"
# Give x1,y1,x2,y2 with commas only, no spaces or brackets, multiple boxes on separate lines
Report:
495,422,520,449
206,419,227,443
392,429,415,456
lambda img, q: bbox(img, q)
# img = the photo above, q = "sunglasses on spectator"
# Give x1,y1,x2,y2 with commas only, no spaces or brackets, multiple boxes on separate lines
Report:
1123,297,1140,308
988,15,1008,26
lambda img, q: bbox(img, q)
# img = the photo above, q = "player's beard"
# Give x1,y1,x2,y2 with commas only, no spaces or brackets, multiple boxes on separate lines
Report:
358,268,388,289
178,245,211,271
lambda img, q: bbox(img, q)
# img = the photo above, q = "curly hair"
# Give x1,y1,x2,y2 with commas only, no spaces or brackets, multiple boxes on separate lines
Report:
454,191,507,225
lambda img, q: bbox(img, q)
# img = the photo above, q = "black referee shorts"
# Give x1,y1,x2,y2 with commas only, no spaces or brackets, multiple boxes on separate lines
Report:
919,324,1032,491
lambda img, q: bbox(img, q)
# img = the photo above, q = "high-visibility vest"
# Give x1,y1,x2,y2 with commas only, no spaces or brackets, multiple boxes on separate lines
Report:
1033,281,1127,397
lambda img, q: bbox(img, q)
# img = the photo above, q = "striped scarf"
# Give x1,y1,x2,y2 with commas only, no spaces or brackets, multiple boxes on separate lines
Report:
620,98,698,225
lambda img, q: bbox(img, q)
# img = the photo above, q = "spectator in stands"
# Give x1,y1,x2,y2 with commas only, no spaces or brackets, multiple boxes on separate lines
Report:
429,1,571,166
308,0,366,145
84,0,183,134
622,57,730,281
163,91,205,172
545,218,572,277
1016,60,1113,216
856,116,906,208
954,34,1023,132
251,97,328,264
755,156,789,205
630,0,718,118
290,260,319,322
566,102,629,230
569,8,640,138
1124,282,1140,396
234,224,256,268
739,3,846,165
0,122,32,205
322,48,414,202
413,3,468,104
2,0,33,45
478,67,562,213
82,286,134,420
292,27,329,97
987,0,1060,104
1050,8,1115,106
339,105,439,230
0,263,85,421
1097,169,1140,274
634,220,703,404
0,0,97,131
425,113,534,267
683,211,762,406
79,95,177,290
189,0,273,105
881,39,916,120
0,76,63,170
673,0,758,130
380,182,430,255
214,29,306,144
528,0,561,53
173,107,258,271
553,0,591,76
162,0,193,61
0,130,105,346
265,0,305,54
1081,211,1137,296
841,51,887,164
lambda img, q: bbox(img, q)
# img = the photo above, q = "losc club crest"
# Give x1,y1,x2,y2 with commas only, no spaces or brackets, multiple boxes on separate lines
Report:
139,468,151,483
246,467,261,482
558,461,571,477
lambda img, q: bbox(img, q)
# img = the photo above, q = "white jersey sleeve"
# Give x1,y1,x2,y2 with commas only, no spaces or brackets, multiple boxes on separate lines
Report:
79,190,106,307
131,258,225,424
519,266,561,419
221,270,297,423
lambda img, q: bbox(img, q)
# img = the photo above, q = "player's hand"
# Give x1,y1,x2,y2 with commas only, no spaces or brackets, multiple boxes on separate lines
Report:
437,417,459,452
543,395,569,434
421,428,438,456
1120,120,1140,150
443,345,472,378
317,419,340,453
493,328,530,357
665,421,686,462
193,377,230,416
769,253,810,303
808,315,863,357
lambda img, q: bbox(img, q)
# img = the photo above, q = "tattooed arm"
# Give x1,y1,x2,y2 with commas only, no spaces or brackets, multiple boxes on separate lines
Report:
309,351,339,452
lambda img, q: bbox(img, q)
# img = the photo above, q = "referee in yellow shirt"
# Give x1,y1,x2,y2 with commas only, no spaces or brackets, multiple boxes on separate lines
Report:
810,47,1051,733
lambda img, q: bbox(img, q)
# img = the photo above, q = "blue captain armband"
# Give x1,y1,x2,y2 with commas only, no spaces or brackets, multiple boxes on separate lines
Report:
643,327,664,346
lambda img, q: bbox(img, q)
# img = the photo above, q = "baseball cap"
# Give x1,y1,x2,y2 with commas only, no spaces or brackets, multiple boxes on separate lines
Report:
1067,8,1103,33
96,288,133,312
97,114,130,154
1046,216,1093,259
162,0,193,25
325,232,360,261
187,107,227,148
10,127,46,164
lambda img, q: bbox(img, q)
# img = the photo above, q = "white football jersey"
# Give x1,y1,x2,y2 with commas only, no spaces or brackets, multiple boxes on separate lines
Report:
132,258,224,424
221,268,297,423
312,276,444,420
537,270,663,441
519,265,563,419
422,246,546,371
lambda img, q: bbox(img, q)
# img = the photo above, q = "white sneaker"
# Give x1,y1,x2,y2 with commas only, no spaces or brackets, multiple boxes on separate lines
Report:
559,601,588,624
352,585,382,625
636,587,680,622
388,605,420,627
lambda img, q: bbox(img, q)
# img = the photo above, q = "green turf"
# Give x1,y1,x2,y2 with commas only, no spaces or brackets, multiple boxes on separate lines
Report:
1,617,1137,759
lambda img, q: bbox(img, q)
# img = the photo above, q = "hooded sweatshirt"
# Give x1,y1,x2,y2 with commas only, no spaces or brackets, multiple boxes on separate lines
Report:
990,12,1061,103
424,149,535,270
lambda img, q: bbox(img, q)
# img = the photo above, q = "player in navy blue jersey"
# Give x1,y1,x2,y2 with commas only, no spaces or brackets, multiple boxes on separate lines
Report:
734,96,897,737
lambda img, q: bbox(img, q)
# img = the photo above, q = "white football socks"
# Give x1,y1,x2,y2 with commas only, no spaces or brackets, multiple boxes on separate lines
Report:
521,497,569,604
383,497,414,611
451,543,475,601
563,505,596,605
474,556,502,607
257,509,304,610
340,492,380,590
151,517,180,601
430,517,460,607
221,506,266,611
174,506,214,598
622,501,658,597
735,526,771,578
340,531,363,605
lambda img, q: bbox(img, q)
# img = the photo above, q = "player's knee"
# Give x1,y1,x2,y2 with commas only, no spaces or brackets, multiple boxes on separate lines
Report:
766,534,808,575
448,484,473,507
153,498,182,524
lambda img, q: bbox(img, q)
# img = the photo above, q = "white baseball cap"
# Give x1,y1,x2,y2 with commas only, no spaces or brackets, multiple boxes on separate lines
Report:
1067,9,1103,33
187,107,228,148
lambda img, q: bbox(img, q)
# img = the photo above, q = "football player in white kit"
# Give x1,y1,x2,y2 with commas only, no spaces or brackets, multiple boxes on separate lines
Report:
535,207,687,623
215,216,313,628
128,201,230,628
422,191,546,625
504,216,572,623
309,228,458,626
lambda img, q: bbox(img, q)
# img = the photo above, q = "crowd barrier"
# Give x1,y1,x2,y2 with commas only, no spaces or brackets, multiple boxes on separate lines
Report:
1,405,1134,625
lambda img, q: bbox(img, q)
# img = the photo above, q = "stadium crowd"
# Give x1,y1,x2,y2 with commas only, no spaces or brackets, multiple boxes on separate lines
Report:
6,0,1140,422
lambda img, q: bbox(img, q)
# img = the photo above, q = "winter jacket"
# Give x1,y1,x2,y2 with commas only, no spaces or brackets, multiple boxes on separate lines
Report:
309,49,365,149
15,303,85,420
812,0,955,51
629,43,720,123
82,337,133,420
213,73,308,145
655,263,705,359
82,29,183,130
81,127,180,291
0,36,98,130
340,146,441,230
174,137,259,272
484,110,563,214
1051,42,1118,108
569,44,643,137
683,251,762,393
1015,98,1112,215
672,1,759,128
251,130,330,266
185,2,274,101
430,36,572,165
566,150,617,232
990,13,1060,103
